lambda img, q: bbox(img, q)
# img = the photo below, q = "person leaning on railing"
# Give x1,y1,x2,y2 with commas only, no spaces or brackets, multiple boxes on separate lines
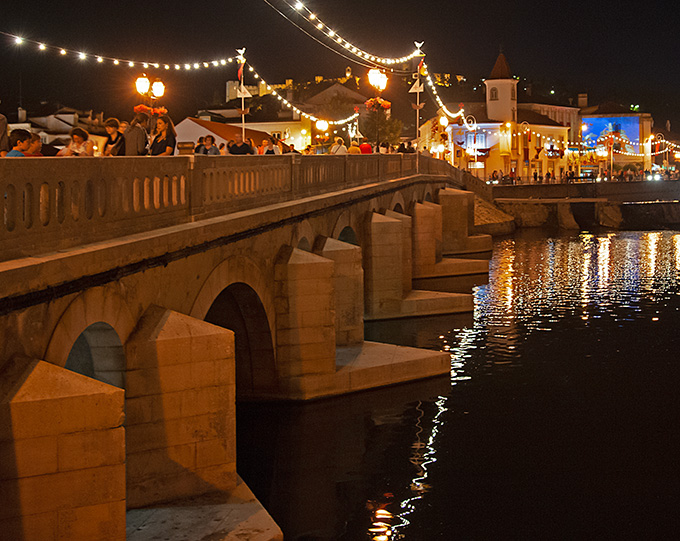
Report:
5,129,32,157
149,115,177,156
57,128,95,157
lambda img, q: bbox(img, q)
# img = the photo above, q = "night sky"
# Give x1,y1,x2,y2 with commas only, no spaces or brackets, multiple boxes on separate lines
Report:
1,0,678,127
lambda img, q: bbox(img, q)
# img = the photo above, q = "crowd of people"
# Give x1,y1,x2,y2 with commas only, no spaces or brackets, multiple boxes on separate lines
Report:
0,111,177,158
2,112,412,160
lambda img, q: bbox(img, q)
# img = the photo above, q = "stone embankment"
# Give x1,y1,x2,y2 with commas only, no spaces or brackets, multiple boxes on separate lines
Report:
486,181,680,231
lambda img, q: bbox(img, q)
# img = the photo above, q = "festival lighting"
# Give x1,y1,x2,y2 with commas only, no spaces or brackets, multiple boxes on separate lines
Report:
136,75,165,100
151,80,166,98
135,76,151,96
0,30,237,71
368,69,388,92
420,61,466,121
248,61,359,126
261,0,422,69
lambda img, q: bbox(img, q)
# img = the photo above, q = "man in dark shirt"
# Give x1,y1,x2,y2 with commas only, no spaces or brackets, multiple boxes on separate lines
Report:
228,133,255,155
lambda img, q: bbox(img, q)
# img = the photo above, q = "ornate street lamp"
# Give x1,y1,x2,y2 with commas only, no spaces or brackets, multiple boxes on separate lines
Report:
368,69,388,149
135,74,165,104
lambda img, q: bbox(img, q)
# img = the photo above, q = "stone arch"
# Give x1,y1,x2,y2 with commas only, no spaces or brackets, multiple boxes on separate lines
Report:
338,226,359,246
190,255,277,397
292,219,315,252
44,285,136,372
420,183,435,203
331,211,352,240
390,192,407,214
204,283,275,397
65,322,126,388
297,237,312,251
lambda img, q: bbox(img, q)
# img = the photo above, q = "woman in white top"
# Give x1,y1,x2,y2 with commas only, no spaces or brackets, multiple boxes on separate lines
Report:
57,127,95,156
262,138,281,155
329,136,348,155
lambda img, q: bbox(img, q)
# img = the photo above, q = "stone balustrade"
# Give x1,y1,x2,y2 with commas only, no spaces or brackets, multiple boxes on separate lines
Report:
0,153,452,262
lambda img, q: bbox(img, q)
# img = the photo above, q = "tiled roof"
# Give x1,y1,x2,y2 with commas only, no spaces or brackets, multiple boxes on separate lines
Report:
188,117,272,142
489,53,512,79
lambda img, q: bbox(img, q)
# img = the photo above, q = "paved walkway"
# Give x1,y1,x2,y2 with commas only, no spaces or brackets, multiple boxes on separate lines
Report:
126,477,282,541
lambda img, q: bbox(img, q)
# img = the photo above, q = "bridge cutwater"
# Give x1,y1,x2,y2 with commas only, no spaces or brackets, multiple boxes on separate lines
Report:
0,153,494,539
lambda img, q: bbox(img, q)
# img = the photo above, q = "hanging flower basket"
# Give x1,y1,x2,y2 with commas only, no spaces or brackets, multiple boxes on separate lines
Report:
365,97,391,111
134,104,168,116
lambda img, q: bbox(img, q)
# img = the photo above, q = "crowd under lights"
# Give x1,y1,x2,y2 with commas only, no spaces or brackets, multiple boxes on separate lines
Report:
4,31,360,126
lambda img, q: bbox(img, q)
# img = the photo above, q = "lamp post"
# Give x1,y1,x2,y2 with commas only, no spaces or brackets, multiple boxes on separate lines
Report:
135,75,165,104
368,69,388,150
465,114,478,172
135,75,165,136
439,115,449,164
521,121,530,183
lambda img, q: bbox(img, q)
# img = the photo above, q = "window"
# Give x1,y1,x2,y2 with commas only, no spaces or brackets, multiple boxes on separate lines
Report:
490,87,499,101
511,87,516,100
467,132,486,148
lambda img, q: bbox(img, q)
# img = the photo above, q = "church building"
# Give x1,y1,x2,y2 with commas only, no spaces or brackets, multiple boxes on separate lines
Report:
423,53,575,182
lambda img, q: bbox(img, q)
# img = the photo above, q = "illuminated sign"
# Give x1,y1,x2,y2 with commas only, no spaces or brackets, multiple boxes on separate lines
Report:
581,116,640,153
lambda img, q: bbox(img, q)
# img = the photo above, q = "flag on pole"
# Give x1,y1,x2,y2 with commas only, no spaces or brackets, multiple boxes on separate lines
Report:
409,80,424,94
237,85,252,98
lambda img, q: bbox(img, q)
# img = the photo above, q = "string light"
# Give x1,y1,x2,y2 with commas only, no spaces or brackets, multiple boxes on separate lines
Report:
421,61,466,121
246,60,359,126
0,30,235,71
264,0,422,69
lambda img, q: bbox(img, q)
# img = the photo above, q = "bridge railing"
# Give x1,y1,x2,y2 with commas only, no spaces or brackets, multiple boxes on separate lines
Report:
1,153,460,262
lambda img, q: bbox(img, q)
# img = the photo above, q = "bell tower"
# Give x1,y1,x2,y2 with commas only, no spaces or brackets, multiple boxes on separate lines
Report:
484,52,518,123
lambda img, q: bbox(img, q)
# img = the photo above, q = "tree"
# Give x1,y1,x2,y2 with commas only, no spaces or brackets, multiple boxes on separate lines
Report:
359,104,403,146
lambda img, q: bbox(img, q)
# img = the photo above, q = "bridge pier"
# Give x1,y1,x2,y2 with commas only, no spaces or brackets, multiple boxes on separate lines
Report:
0,358,126,540
410,200,490,294
124,305,237,509
437,188,494,256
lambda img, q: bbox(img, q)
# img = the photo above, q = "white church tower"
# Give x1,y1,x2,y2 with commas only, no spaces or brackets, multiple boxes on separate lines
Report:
484,52,518,123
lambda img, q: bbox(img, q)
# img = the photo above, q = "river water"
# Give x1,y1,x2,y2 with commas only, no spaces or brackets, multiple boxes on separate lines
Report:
238,229,680,540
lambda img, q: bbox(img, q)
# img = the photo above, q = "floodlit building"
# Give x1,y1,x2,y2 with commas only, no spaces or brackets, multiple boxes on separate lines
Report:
421,53,573,182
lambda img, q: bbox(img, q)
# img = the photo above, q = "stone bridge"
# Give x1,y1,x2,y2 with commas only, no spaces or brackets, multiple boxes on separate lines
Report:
0,154,491,539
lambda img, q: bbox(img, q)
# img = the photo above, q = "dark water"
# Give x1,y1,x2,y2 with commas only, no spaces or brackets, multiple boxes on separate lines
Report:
238,229,680,540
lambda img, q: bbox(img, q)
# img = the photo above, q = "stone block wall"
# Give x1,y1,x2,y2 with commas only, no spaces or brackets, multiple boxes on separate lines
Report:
363,213,404,317
0,358,126,540
274,248,336,386
411,202,439,277
124,306,236,509
313,237,364,346
383,209,413,296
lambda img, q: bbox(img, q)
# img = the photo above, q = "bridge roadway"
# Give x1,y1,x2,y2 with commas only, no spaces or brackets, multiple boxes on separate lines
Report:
0,153,492,540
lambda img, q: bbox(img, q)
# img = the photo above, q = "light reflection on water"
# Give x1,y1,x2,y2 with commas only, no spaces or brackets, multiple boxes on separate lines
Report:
239,230,680,540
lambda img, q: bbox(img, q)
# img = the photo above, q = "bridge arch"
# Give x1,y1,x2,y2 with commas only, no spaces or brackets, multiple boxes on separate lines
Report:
293,219,315,252
389,192,407,214
191,255,276,397
331,210,364,247
44,285,136,379
64,322,126,388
